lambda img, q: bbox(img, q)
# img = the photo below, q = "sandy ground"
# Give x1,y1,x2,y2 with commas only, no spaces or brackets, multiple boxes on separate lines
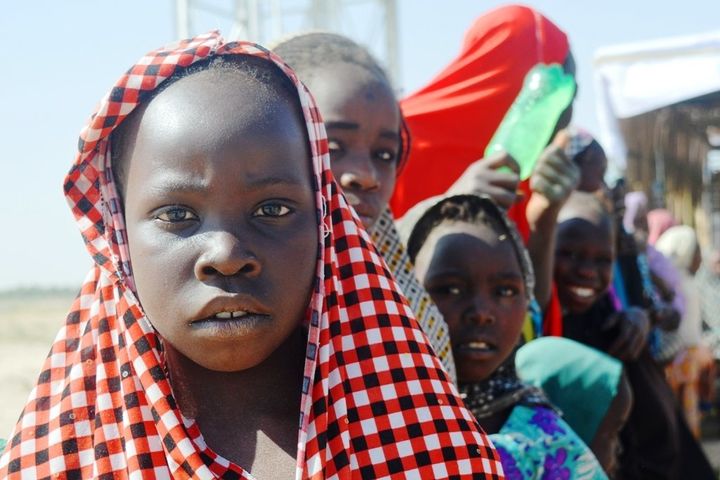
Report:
0,290,74,439
1,290,719,472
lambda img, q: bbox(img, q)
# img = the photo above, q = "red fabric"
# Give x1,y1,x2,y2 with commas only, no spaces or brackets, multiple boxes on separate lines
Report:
543,284,564,337
392,4,569,224
509,179,532,242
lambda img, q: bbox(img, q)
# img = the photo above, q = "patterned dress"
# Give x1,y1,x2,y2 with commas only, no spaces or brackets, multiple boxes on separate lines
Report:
491,406,607,480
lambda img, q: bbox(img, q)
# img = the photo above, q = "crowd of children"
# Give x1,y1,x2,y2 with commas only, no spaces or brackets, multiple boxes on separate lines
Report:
0,4,716,479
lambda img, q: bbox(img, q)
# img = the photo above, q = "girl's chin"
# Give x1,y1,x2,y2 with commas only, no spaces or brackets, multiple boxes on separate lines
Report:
559,291,601,315
457,363,501,384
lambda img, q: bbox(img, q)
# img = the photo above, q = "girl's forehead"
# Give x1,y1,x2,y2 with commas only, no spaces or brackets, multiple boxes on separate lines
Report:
124,69,303,150
310,63,394,99
426,220,522,269
556,218,615,260
433,220,498,243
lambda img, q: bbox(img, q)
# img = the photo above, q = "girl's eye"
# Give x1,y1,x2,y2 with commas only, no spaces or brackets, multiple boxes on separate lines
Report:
254,203,292,217
328,139,344,157
430,285,463,296
156,207,197,223
496,286,520,298
596,257,613,267
375,149,398,164
557,249,580,262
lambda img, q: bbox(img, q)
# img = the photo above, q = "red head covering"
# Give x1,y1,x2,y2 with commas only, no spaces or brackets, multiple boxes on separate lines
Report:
0,33,502,479
391,5,569,218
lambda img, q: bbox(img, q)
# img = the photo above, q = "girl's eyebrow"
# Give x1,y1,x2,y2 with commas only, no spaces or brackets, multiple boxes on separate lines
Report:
149,177,209,194
244,175,308,190
325,121,400,142
488,272,524,282
379,130,400,142
428,270,523,282
149,175,307,193
425,268,466,280
325,120,358,130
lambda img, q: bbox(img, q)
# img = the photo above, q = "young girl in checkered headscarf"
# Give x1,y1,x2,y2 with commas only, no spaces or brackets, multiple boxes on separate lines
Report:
0,33,503,479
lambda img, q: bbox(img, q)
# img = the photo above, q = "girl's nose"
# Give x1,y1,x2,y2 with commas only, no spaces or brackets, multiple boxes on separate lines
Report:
575,259,597,279
463,297,496,325
338,155,380,192
194,232,261,281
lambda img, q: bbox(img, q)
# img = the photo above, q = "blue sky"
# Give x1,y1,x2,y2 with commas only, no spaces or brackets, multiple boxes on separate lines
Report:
1,0,718,289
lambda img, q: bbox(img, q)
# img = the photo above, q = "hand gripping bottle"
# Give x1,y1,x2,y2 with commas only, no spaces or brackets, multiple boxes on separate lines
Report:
485,64,576,179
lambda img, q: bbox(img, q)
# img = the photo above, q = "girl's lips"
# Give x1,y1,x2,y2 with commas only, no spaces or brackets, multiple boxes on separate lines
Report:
455,341,497,360
343,192,377,225
212,310,247,320
344,192,362,207
566,285,600,306
569,285,596,298
190,313,271,338
193,294,271,323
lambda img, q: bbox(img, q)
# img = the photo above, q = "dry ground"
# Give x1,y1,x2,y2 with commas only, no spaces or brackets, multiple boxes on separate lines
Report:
0,289,75,439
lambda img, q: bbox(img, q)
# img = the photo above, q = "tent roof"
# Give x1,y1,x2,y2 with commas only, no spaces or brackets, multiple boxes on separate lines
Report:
594,30,720,119
593,30,720,174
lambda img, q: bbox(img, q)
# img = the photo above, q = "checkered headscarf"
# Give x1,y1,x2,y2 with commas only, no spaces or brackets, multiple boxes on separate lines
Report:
0,33,502,479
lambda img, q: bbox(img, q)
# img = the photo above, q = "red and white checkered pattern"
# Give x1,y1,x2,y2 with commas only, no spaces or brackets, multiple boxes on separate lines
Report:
0,32,503,479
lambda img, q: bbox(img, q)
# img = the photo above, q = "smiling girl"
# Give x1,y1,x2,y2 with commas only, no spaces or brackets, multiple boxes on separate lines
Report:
554,192,715,479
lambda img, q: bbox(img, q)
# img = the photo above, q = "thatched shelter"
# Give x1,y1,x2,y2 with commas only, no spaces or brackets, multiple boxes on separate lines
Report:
595,32,720,248
619,91,720,246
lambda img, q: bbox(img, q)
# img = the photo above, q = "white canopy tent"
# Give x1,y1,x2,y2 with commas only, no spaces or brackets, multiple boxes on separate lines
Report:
594,30,720,179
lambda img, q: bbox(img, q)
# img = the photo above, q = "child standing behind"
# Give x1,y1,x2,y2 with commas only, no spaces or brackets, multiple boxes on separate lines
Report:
399,194,605,479
272,32,457,381
554,192,714,479
0,34,503,479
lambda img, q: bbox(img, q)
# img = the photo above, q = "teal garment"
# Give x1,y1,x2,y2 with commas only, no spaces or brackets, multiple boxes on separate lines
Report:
515,337,623,445
0,438,5,454
491,405,607,480
611,262,628,309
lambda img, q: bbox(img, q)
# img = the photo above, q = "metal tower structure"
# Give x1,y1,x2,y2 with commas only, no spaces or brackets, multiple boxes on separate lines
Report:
175,0,400,86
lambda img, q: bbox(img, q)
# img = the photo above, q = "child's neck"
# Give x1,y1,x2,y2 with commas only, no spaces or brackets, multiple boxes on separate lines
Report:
479,407,513,435
165,328,305,472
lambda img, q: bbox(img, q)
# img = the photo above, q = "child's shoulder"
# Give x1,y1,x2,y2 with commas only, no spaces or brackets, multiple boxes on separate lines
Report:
491,405,607,480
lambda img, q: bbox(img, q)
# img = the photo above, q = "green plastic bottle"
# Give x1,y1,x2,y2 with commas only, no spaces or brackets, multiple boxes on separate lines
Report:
485,63,576,180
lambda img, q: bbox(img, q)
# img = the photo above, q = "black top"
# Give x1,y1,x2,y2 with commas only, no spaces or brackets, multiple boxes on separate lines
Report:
563,295,714,480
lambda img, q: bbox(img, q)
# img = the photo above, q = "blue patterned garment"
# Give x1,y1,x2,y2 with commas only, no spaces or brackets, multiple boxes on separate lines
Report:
491,405,607,480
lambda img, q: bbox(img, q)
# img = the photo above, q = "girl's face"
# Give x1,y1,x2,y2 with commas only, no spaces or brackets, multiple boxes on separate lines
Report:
122,68,318,372
309,63,400,228
554,216,614,314
414,221,527,383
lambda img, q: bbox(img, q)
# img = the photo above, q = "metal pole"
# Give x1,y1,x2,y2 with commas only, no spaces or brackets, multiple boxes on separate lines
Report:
247,0,259,41
384,0,400,89
270,0,283,42
175,0,190,39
